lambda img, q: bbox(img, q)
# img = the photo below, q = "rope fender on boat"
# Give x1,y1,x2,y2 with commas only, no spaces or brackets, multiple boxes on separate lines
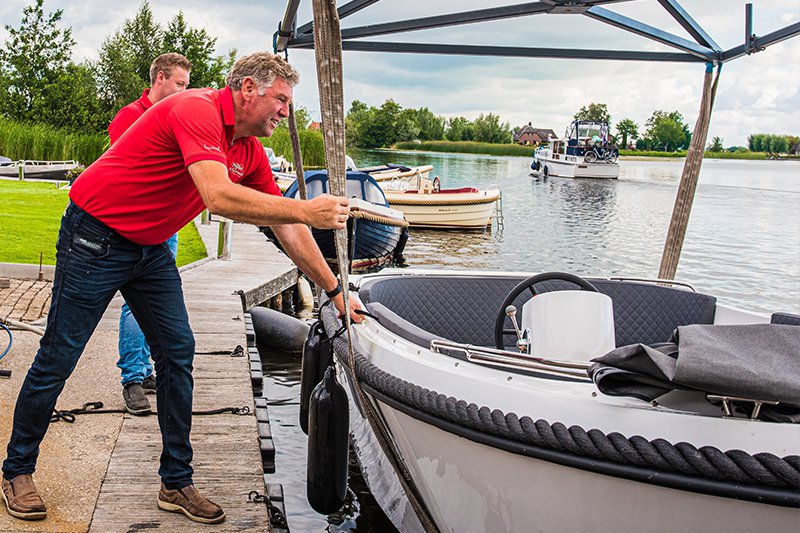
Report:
386,196,499,206
349,209,410,227
320,304,800,501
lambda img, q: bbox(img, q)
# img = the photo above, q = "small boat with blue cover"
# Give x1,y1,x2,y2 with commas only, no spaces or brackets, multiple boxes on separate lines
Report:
262,170,409,273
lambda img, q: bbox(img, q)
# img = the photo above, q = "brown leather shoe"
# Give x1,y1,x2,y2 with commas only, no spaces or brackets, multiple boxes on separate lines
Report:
1,475,47,520
157,483,225,524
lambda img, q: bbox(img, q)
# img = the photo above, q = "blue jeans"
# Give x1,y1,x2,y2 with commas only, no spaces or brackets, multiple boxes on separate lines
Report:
2,203,195,488
118,233,179,386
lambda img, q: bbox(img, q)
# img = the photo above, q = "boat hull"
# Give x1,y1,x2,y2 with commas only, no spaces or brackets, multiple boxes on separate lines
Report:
383,189,500,229
533,154,619,179
319,270,799,532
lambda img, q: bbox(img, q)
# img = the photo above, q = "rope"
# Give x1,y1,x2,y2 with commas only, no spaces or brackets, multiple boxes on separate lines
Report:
320,304,800,494
386,195,500,206
312,0,440,529
349,209,410,227
50,402,252,423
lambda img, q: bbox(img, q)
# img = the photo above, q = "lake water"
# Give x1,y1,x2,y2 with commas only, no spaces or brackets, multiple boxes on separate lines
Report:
259,152,800,531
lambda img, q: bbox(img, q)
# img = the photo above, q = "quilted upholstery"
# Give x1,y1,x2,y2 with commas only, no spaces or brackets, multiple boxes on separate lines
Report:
771,312,800,326
359,275,717,348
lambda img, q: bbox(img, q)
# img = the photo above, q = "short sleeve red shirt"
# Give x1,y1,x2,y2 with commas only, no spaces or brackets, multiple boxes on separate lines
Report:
108,89,152,144
70,87,279,245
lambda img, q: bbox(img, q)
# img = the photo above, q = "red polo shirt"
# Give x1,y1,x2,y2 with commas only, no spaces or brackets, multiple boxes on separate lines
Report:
108,89,152,144
70,87,279,245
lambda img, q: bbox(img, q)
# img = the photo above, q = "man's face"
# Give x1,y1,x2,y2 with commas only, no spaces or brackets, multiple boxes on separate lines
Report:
241,77,292,138
157,67,190,98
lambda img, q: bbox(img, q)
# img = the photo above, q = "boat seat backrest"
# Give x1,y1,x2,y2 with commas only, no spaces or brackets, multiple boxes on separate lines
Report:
359,276,717,348
771,312,800,326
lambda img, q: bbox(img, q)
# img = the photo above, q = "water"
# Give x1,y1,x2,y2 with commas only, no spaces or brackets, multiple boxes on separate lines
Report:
259,152,799,531
355,150,800,315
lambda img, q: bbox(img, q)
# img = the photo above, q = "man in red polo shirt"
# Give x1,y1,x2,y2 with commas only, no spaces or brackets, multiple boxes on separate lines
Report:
2,52,361,525
109,53,192,417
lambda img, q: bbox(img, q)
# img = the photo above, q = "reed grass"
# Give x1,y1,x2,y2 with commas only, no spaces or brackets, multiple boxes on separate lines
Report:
261,128,326,168
395,140,535,157
0,180,206,266
0,118,106,166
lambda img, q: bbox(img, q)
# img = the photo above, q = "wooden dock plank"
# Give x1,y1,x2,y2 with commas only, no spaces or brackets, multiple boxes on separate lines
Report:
89,220,296,532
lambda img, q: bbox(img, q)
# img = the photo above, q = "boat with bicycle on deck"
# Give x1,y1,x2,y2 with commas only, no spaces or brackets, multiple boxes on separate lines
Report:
531,121,620,179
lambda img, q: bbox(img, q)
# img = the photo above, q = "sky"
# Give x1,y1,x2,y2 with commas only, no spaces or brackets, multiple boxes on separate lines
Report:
1,0,798,146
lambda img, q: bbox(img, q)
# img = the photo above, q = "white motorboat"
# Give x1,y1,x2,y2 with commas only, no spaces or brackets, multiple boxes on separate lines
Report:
357,163,433,184
531,121,620,179
381,177,501,229
0,159,80,181
306,269,799,533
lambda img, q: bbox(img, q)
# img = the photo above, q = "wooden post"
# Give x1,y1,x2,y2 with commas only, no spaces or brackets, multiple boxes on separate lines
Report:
659,63,721,280
288,103,308,200
217,217,233,260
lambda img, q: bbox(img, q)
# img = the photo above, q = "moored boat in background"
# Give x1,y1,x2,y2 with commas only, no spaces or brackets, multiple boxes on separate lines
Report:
0,159,80,181
262,170,409,273
381,176,501,229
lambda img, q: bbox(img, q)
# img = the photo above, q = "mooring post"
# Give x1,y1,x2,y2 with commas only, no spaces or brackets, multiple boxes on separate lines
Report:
217,217,233,260
17,163,24,181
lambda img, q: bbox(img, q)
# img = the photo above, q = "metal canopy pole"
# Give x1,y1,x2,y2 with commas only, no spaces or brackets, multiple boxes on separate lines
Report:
293,40,703,62
275,0,302,53
657,0,720,50
584,6,716,60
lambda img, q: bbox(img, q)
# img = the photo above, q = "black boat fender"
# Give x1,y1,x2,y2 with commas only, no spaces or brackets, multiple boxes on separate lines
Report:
251,306,310,353
306,366,350,515
299,320,333,434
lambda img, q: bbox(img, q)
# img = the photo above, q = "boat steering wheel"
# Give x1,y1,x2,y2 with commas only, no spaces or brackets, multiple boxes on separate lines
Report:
493,272,600,351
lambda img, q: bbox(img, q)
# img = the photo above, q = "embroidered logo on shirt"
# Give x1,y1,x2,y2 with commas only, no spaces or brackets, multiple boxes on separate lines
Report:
203,144,222,153
229,162,245,177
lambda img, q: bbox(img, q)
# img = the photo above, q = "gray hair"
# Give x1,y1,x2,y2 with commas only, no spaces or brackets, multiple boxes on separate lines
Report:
225,52,299,93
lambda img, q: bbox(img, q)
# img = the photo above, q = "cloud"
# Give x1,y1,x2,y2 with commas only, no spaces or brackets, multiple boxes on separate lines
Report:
1,0,797,145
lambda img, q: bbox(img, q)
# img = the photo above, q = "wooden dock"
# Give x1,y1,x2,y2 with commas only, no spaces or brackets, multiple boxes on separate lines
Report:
90,219,297,532
0,219,298,532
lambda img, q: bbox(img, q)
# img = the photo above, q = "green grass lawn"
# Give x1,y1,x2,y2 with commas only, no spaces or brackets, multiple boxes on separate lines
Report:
0,180,207,267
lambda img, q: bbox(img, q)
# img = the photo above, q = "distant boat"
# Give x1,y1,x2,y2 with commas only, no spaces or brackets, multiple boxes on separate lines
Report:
358,163,433,183
262,170,409,273
265,146,291,173
381,176,501,230
0,159,80,181
531,121,620,179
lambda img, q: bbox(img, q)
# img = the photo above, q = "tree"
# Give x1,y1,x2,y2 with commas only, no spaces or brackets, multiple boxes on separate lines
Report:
615,118,639,149
0,0,75,123
164,11,235,89
445,116,473,141
416,107,445,141
33,62,113,132
574,103,611,125
96,2,237,114
645,110,690,151
707,136,724,152
473,113,511,144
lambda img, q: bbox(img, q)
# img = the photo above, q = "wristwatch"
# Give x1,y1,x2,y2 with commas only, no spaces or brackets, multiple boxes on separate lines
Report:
325,280,343,299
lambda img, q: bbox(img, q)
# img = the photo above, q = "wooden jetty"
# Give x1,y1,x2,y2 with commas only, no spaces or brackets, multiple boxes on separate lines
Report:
0,218,297,532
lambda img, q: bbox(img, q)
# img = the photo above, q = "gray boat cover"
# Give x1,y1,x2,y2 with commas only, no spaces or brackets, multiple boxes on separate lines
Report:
589,324,800,422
